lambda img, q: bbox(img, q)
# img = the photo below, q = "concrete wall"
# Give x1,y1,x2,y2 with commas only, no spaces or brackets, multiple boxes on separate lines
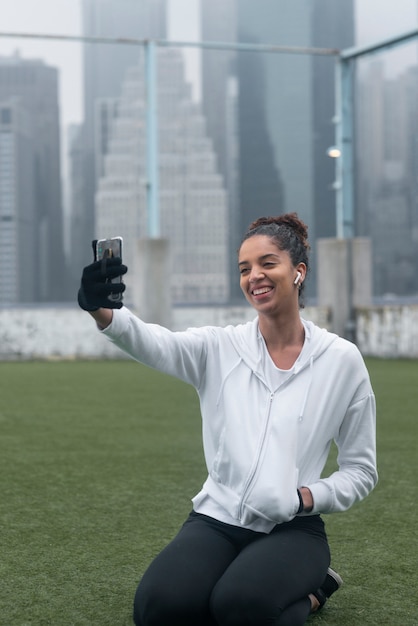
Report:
1,304,418,360
317,237,372,340
0,305,329,360
356,305,418,358
132,238,172,328
0,307,123,360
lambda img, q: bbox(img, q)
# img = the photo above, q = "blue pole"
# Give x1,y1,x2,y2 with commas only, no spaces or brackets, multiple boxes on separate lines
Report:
341,57,354,239
334,56,355,239
334,58,343,238
341,28,418,60
145,39,159,238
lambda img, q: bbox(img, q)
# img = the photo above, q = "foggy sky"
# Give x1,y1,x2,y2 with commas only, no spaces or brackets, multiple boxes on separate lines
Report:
0,0,200,126
0,0,417,129
356,0,417,44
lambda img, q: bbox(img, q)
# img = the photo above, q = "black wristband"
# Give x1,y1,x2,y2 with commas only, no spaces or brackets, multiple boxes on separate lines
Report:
297,489,304,514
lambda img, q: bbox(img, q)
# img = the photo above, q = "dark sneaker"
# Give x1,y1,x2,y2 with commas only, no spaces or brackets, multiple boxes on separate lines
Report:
313,567,343,609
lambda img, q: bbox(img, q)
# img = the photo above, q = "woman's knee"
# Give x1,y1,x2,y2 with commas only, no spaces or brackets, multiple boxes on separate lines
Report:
133,579,214,626
133,595,180,626
211,583,277,626
133,603,180,626
133,582,181,626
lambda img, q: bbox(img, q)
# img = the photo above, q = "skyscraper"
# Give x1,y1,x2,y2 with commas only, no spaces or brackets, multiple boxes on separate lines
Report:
200,0,237,190
74,0,167,269
201,0,284,301
0,54,64,303
95,48,229,304
356,61,418,296
0,98,35,303
201,0,355,297
311,0,354,239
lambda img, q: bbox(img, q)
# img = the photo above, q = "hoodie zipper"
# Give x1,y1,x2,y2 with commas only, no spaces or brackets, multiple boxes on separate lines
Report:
236,359,314,520
237,389,275,520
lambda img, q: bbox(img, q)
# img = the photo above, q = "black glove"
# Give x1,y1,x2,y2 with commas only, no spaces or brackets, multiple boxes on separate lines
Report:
78,256,128,311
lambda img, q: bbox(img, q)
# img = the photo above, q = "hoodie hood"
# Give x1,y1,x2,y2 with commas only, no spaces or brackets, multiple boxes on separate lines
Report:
225,316,339,377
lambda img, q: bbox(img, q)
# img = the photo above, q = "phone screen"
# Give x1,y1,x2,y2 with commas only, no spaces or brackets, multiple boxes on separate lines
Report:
96,237,122,261
95,237,123,303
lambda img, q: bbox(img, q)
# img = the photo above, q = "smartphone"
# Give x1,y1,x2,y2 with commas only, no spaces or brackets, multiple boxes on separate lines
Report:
95,236,123,304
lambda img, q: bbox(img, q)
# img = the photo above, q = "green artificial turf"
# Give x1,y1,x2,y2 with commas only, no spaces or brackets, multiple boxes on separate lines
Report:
0,358,416,625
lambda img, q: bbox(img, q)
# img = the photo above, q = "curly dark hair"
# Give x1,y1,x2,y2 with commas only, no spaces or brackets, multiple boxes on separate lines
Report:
240,213,310,307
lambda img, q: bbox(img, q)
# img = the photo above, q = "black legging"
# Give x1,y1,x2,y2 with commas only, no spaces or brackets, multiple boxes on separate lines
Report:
133,511,330,626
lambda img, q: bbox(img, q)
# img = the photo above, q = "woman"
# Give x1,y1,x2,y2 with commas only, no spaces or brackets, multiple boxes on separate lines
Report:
78,213,377,625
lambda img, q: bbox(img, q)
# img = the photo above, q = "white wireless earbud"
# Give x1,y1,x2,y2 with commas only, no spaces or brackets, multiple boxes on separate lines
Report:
294,271,302,285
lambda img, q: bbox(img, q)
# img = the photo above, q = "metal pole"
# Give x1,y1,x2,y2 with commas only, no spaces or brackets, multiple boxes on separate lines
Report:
334,56,355,239
341,57,354,239
144,39,159,238
334,57,343,238
341,27,418,60
0,31,339,57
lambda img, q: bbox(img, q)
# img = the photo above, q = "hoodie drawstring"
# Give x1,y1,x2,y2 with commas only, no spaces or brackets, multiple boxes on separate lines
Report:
299,355,314,422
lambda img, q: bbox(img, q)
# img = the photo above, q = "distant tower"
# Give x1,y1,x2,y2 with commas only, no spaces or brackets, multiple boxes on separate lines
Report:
75,0,167,269
0,55,64,302
95,49,229,305
201,0,284,301
311,0,355,239
235,0,315,245
356,62,418,297
200,0,354,298
0,99,35,303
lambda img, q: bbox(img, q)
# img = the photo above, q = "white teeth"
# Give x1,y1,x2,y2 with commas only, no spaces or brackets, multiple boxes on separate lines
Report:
253,287,272,296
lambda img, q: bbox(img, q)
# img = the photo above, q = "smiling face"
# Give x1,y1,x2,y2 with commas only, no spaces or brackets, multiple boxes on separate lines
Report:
238,235,305,317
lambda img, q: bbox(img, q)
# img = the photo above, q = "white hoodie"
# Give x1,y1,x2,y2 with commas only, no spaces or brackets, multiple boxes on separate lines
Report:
102,307,377,532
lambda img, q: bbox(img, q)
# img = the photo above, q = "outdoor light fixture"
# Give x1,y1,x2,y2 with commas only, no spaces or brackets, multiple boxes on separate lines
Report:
327,146,341,158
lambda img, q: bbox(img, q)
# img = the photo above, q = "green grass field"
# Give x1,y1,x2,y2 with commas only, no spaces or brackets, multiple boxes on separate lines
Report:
0,358,416,625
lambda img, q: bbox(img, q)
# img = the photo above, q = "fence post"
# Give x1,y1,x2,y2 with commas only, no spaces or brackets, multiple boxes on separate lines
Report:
144,39,159,238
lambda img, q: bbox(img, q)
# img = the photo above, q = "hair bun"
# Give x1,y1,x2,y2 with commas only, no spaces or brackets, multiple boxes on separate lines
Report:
248,213,309,249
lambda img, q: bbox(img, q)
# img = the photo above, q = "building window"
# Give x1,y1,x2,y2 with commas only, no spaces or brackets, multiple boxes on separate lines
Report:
1,108,12,125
